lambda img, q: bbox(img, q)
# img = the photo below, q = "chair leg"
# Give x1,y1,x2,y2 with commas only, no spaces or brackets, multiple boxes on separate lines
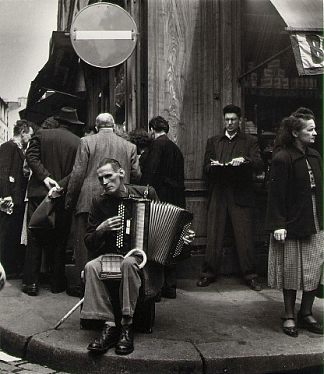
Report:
133,298,155,333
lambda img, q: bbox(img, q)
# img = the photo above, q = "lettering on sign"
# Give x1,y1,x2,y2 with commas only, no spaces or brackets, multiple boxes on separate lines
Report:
305,35,324,65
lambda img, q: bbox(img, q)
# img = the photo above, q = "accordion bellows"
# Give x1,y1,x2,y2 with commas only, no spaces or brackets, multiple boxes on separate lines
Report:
115,198,193,265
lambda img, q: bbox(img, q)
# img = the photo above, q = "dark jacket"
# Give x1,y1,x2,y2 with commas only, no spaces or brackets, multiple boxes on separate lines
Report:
26,127,80,198
0,140,27,207
85,185,158,256
265,146,323,239
204,131,263,207
141,134,185,208
85,184,163,298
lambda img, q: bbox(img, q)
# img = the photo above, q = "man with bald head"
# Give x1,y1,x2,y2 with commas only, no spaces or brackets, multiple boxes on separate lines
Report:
65,113,140,295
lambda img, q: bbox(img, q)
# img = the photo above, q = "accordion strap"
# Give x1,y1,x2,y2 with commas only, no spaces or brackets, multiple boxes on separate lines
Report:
124,248,147,269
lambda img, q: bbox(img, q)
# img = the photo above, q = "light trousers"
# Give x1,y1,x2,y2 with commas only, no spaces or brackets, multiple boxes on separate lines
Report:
81,255,142,323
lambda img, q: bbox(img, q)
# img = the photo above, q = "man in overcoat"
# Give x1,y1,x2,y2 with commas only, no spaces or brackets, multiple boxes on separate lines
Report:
22,107,81,296
65,112,140,294
141,116,185,298
0,120,33,277
197,104,263,291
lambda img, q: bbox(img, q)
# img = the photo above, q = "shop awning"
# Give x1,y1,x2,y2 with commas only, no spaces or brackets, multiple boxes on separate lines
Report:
270,0,324,75
20,90,85,125
26,31,80,110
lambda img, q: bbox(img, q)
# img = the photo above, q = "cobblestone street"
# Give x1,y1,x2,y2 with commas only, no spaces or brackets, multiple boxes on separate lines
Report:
0,351,69,374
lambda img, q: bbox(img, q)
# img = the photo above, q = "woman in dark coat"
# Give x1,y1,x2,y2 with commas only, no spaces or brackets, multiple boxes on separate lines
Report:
266,111,323,337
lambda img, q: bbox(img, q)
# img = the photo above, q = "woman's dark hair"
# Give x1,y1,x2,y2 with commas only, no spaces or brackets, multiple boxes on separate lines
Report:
13,120,30,136
292,107,315,119
148,116,169,133
129,128,152,154
274,115,310,149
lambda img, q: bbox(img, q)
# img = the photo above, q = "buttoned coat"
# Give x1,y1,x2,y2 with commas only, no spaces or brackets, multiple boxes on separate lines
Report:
141,134,185,208
65,130,141,214
26,127,80,199
204,131,263,207
0,140,27,207
266,146,323,239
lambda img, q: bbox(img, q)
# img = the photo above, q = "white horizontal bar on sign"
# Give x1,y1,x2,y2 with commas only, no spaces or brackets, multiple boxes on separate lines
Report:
75,30,133,40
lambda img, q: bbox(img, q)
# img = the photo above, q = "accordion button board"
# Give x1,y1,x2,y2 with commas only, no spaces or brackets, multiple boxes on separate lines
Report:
115,198,193,265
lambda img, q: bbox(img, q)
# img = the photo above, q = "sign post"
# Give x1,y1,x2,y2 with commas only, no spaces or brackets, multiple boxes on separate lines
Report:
70,3,138,68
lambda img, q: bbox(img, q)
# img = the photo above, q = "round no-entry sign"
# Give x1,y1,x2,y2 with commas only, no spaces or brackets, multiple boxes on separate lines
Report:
70,2,138,68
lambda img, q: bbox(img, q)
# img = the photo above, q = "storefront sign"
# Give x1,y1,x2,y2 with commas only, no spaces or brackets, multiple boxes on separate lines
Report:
70,3,138,68
290,33,324,75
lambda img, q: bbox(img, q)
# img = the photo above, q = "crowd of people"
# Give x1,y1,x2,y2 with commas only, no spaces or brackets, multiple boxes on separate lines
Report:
0,103,322,355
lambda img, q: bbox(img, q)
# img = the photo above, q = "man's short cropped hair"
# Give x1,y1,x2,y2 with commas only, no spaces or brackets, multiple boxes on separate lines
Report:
95,113,115,129
223,104,241,118
13,120,30,136
149,116,169,133
97,158,121,171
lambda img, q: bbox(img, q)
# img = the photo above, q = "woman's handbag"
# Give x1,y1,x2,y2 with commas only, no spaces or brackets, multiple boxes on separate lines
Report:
316,264,324,299
99,249,147,280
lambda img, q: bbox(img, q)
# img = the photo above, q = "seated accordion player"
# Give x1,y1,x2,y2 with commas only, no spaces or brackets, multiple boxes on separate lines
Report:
100,197,193,279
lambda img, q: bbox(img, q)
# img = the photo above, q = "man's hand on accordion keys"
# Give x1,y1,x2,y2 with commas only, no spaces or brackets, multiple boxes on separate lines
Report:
183,229,195,245
96,216,123,233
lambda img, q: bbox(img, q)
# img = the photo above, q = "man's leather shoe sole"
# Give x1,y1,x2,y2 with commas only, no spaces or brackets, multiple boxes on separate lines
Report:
196,277,215,287
115,345,134,355
87,340,117,354
115,325,134,355
161,287,176,299
22,284,39,296
87,326,120,354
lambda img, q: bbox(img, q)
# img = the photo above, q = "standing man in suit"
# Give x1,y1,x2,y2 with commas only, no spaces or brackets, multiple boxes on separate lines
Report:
65,113,140,294
0,120,33,277
22,107,82,296
141,116,185,299
197,104,263,291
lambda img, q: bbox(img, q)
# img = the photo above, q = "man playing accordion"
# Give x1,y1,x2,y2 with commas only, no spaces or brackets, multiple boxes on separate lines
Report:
81,158,193,355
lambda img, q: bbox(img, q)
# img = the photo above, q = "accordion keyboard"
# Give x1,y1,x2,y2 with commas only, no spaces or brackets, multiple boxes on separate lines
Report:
116,203,125,250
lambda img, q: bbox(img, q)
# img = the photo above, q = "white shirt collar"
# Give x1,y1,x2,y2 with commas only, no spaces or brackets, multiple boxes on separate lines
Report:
99,127,114,133
225,130,238,140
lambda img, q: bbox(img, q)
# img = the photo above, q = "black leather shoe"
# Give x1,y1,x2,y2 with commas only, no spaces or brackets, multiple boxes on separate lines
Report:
246,278,262,291
22,283,39,296
297,313,323,334
87,325,120,354
154,291,162,303
51,284,66,294
161,287,176,299
115,325,134,355
282,317,298,337
196,277,215,287
22,284,28,293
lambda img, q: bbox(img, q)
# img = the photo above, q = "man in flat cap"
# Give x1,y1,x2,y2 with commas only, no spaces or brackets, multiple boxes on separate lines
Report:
22,107,82,296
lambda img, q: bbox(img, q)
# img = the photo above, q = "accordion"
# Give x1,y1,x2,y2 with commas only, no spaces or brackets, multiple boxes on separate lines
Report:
114,198,193,265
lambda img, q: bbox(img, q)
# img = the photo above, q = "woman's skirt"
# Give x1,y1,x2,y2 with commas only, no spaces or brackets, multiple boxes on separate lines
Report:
268,195,324,291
